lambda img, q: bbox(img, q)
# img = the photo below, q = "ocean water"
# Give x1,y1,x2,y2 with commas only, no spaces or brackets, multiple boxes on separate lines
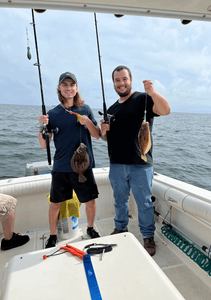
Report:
0,104,210,191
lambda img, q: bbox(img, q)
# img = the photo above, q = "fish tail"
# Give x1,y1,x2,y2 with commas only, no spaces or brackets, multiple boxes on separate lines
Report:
141,154,147,162
78,174,87,183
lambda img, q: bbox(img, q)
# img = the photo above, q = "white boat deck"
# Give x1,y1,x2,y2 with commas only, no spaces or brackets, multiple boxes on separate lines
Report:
1,170,211,299
1,218,211,300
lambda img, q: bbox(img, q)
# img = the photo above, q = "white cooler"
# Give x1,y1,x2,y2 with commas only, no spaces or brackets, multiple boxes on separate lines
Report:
1,233,185,300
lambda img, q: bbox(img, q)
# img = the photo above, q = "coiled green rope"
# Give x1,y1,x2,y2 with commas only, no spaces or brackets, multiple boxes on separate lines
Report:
161,225,211,276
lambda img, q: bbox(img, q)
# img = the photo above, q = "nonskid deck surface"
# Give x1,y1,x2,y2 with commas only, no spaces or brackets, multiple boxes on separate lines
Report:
1,218,211,300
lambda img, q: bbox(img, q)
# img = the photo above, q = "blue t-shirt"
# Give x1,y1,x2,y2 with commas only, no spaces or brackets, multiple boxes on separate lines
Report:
47,104,97,172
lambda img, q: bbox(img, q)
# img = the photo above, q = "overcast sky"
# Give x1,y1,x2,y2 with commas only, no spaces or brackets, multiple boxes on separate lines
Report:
0,8,211,113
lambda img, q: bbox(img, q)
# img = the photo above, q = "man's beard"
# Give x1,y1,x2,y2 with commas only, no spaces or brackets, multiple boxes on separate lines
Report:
115,86,132,97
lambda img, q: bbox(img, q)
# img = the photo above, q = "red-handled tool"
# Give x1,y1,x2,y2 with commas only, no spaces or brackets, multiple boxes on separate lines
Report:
43,244,86,260
60,244,86,260
68,111,83,122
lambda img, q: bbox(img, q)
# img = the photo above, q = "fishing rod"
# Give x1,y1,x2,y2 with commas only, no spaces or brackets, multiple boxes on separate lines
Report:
94,13,114,124
30,9,51,165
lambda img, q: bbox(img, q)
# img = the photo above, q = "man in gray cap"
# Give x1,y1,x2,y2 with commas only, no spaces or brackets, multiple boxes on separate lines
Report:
39,72,101,248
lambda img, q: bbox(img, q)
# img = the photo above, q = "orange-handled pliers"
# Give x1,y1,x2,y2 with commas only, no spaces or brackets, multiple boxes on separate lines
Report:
68,111,83,122
60,244,86,260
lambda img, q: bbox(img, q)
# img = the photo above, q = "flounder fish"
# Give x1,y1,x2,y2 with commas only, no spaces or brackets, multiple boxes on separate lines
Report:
138,120,151,162
71,143,90,182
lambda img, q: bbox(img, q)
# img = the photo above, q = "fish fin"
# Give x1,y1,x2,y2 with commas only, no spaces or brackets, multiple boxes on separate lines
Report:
141,154,147,162
144,134,152,154
78,174,87,183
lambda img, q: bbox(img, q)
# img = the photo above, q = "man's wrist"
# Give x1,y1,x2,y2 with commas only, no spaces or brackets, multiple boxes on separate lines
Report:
101,134,107,141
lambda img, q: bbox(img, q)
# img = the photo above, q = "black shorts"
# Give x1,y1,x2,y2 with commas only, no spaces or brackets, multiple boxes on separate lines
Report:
50,169,99,204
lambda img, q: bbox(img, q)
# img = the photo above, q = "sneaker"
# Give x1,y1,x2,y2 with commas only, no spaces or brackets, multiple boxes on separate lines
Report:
87,227,100,239
143,236,156,256
45,236,57,248
110,228,128,235
1,232,30,251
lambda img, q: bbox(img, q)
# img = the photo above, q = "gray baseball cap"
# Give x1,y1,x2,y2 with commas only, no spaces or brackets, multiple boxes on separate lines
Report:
59,72,77,84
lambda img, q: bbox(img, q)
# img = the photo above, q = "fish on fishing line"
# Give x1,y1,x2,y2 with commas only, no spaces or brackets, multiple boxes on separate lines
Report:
138,120,151,162
71,143,90,182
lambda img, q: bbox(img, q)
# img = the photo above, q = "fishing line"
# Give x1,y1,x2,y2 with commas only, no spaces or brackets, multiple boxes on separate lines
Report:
144,92,147,121
30,9,52,165
26,28,31,60
61,105,83,142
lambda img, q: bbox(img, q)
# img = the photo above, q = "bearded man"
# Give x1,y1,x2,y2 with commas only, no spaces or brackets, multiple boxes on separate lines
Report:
100,65,170,256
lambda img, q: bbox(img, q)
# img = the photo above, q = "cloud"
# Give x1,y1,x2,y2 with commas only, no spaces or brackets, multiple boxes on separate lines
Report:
0,8,211,113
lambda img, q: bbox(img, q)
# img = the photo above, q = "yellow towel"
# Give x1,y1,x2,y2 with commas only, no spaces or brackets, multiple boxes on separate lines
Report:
47,191,81,220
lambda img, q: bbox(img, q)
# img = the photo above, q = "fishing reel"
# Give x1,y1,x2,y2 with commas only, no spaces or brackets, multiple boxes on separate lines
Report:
39,122,59,139
98,111,115,124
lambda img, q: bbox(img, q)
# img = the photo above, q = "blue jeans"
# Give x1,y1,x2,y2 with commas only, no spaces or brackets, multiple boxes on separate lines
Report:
109,163,155,238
